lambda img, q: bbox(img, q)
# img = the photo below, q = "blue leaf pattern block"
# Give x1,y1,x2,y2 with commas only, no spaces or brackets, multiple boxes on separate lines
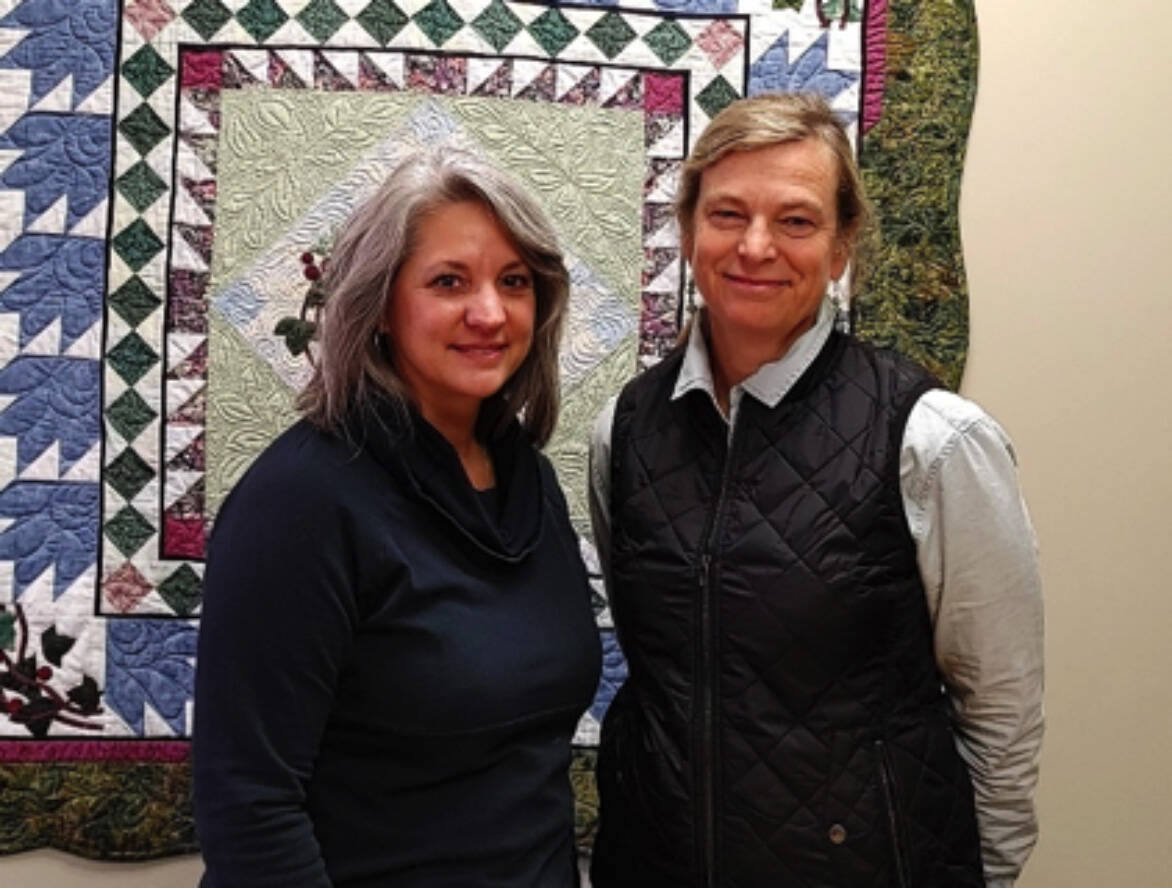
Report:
0,355,99,473
0,235,105,349
653,0,737,13
589,629,628,722
748,32,859,104
0,481,98,598
0,0,118,107
0,115,112,230
105,620,199,736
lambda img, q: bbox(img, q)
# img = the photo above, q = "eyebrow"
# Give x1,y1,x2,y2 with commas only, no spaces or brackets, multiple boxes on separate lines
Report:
423,258,530,274
702,193,824,214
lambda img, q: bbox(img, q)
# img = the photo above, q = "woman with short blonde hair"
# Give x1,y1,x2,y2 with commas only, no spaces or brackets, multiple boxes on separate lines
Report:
589,92,1043,886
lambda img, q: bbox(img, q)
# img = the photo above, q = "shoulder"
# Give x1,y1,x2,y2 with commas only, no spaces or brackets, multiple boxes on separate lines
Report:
908,389,1015,454
902,389,1019,498
214,418,392,535
617,346,686,408
840,335,942,392
534,447,558,490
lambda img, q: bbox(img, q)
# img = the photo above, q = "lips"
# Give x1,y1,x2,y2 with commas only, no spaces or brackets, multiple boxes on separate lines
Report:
451,343,508,360
723,272,790,288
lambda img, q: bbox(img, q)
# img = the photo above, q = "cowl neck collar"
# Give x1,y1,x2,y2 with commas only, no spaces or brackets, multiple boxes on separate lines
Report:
346,394,544,563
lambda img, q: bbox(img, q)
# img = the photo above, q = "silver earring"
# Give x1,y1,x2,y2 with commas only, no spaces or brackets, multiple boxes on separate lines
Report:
828,279,850,333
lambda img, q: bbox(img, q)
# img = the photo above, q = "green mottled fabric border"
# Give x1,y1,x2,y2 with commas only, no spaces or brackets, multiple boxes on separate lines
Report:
0,762,196,858
856,0,978,389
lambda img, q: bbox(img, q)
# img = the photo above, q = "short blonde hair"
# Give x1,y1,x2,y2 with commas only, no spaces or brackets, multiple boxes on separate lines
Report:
676,92,873,294
297,148,570,447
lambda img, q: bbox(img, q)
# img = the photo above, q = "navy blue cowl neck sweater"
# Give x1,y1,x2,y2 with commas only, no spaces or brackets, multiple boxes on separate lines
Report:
193,400,601,886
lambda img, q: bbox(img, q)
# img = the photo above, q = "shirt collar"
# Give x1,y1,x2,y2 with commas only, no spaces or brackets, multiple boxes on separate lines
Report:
671,296,837,418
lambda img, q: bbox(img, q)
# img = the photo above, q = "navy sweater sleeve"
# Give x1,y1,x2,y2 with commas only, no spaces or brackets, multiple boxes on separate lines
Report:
193,429,368,886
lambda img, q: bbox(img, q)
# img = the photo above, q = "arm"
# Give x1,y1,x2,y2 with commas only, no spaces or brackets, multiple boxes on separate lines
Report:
901,390,1044,886
586,396,618,592
193,448,364,886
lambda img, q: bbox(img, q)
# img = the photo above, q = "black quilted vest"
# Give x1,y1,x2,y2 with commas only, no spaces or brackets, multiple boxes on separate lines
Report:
592,332,983,887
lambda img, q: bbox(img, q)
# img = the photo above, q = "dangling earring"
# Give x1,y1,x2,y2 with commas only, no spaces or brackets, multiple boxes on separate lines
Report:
686,276,697,313
828,278,850,333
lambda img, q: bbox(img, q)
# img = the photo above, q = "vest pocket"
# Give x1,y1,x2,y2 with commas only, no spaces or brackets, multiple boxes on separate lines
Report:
875,739,911,887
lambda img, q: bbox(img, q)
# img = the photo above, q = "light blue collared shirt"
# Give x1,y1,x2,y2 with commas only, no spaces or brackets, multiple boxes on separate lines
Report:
671,296,837,429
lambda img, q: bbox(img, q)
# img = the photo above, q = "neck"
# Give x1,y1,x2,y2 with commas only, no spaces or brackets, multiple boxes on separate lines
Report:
417,401,495,490
704,313,815,414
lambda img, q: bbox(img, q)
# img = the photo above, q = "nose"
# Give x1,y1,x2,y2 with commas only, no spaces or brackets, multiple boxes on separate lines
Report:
465,283,506,329
738,217,776,262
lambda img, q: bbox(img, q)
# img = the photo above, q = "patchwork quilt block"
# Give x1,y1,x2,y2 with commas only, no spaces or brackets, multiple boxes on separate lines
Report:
0,0,978,858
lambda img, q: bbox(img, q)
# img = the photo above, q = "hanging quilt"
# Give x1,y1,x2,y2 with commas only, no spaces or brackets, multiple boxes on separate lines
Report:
0,0,976,858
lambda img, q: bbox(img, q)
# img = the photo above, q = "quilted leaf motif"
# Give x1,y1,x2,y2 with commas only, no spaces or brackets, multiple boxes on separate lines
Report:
0,0,117,106
205,316,298,512
105,620,198,735
40,625,75,666
65,674,100,716
0,481,98,599
748,32,859,101
212,91,405,279
0,356,99,473
66,675,101,714
0,115,112,229
450,97,642,300
19,697,57,739
0,235,105,350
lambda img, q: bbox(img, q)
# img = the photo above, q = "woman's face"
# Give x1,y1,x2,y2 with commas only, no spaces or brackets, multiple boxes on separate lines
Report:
685,138,847,350
384,200,536,423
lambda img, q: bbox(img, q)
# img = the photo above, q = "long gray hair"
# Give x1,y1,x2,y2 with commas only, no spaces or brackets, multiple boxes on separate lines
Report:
297,148,570,447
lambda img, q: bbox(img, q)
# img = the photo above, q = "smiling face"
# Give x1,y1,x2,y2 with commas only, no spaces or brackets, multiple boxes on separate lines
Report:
384,200,536,428
685,138,848,357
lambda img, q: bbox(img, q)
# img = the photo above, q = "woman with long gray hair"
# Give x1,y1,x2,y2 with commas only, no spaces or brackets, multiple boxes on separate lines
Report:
193,149,601,886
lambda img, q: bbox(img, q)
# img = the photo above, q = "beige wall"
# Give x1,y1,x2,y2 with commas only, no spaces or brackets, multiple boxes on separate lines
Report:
4,0,1172,885
963,0,1172,885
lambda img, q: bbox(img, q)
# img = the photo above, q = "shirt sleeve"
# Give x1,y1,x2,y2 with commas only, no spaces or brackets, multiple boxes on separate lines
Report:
900,389,1045,885
193,451,366,887
587,396,619,593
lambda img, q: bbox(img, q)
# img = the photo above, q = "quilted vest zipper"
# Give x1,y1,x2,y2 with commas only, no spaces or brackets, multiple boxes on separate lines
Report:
695,551,716,886
875,739,910,886
693,414,742,886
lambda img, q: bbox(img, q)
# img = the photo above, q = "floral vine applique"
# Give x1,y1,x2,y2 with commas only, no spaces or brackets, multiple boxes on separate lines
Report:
275,245,331,360
1,603,103,738
815,0,854,28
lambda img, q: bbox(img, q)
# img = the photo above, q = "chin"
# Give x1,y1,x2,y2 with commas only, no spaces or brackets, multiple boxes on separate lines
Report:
461,376,513,401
